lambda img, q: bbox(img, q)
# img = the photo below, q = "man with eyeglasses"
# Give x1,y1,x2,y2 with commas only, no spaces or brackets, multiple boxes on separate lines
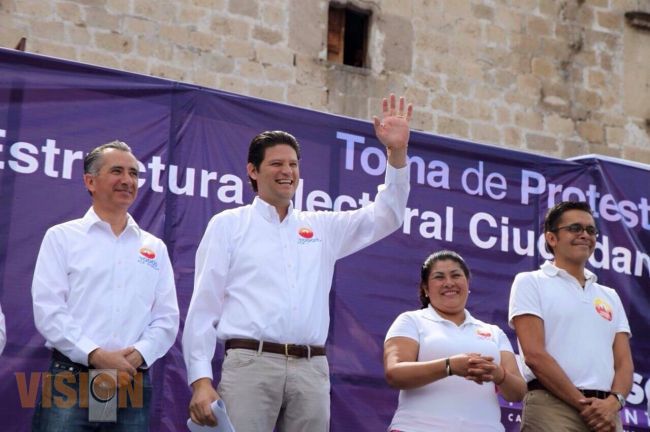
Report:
508,201,633,432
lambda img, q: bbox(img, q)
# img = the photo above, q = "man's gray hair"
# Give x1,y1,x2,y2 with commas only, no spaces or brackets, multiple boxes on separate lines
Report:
83,140,133,176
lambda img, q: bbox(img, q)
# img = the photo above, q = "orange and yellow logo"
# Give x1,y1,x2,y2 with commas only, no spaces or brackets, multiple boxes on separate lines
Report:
594,298,613,321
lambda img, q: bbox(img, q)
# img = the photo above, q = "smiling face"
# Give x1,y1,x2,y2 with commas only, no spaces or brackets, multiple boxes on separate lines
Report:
545,209,597,267
83,149,139,214
247,143,300,210
424,259,469,324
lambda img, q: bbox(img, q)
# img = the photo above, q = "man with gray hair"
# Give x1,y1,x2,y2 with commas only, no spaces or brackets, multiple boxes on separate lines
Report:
31,140,179,431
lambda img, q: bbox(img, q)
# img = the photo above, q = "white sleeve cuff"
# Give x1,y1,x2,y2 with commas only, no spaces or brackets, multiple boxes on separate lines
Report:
187,361,214,386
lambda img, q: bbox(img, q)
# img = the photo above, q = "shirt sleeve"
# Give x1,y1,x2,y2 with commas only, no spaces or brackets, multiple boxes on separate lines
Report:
508,272,543,329
323,163,410,260
0,303,5,356
182,213,233,385
133,241,179,368
31,228,99,365
610,289,631,336
385,311,420,343
494,325,514,353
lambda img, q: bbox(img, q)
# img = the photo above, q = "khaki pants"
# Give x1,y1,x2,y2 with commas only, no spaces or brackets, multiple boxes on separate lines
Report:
521,389,622,432
217,348,330,432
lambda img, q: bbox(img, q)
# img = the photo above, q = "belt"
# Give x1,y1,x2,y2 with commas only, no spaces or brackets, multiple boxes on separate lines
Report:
52,349,90,371
527,379,610,399
52,349,148,374
225,338,326,358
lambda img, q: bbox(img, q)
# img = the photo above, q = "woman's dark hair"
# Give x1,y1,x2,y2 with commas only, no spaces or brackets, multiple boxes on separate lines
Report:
419,250,470,308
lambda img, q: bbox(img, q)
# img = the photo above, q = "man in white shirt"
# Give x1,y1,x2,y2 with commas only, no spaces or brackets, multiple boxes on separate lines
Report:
509,201,633,431
184,94,413,431
31,141,179,431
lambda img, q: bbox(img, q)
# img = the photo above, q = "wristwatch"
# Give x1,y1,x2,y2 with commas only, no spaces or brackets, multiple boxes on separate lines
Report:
612,392,626,410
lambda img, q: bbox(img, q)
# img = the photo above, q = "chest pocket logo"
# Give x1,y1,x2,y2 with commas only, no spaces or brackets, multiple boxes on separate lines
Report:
476,327,493,340
297,227,321,245
140,247,156,259
594,298,613,321
138,247,159,270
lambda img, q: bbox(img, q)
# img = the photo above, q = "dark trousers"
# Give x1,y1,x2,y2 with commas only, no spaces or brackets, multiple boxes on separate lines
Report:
31,353,152,432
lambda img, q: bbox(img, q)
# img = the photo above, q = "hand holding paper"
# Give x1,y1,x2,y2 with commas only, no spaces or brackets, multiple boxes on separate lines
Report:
187,399,235,432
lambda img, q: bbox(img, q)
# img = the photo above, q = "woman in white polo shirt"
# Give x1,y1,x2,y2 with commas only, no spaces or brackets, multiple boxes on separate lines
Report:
384,250,526,432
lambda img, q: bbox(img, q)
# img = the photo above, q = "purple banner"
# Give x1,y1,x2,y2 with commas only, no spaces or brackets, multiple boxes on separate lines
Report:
0,48,648,431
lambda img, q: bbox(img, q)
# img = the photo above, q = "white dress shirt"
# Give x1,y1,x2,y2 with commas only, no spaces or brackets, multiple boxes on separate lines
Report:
0,303,5,355
183,164,409,384
509,261,630,390
32,207,179,367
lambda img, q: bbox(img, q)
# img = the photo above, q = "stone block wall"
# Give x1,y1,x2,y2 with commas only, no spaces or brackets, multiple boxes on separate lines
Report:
1,0,649,162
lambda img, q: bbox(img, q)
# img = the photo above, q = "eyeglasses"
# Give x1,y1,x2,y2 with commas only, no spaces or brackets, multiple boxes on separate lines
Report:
553,223,599,237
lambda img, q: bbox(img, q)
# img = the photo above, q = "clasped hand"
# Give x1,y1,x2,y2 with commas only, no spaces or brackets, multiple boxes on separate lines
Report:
579,397,618,432
449,353,502,385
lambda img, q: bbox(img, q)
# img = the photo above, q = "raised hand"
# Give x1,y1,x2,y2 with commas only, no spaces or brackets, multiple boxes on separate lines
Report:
373,94,413,152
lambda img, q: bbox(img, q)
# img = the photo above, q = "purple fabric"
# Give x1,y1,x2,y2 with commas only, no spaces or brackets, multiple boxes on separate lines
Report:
0,48,648,431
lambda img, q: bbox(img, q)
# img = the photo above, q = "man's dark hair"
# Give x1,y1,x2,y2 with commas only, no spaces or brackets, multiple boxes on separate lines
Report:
247,131,300,192
543,201,593,255
419,250,471,309
83,140,133,196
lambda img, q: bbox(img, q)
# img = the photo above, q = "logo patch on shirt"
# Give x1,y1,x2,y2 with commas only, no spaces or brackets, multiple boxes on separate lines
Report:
594,298,613,321
140,248,156,259
298,228,314,239
138,247,159,270
476,328,492,339
297,227,321,245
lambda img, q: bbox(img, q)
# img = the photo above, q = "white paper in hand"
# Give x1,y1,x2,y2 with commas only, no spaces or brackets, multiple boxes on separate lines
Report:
186,399,235,432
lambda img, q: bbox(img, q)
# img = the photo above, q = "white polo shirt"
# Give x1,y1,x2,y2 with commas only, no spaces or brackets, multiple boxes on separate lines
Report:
183,164,409,385
508,261,630,390
385,305,513,432
32,207,180,367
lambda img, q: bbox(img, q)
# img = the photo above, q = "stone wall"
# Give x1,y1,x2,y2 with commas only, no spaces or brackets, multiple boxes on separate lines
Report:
1,0,649,162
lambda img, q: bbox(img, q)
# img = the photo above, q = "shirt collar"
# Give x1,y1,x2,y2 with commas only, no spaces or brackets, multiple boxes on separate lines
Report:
80,207,140,236
540,260,597,284
252,196,294,223
424,304,480,327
